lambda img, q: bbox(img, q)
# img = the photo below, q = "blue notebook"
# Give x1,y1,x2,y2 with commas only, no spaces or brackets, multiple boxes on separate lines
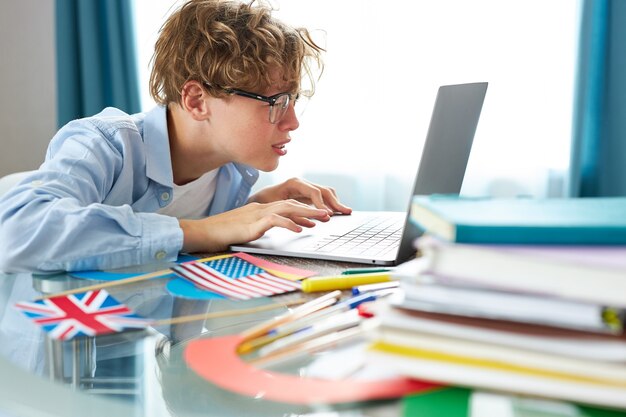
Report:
410,195,626,245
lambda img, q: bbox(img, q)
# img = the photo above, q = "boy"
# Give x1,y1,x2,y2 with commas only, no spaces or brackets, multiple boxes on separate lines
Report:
0,0,351,273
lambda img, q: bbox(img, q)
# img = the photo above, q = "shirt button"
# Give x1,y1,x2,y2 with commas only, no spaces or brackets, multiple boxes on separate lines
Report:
31,180,44,187
161,192,170,201
155,250,167,260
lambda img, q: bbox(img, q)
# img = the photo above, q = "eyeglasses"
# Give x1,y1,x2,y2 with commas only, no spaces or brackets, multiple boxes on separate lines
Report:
204,83,306,124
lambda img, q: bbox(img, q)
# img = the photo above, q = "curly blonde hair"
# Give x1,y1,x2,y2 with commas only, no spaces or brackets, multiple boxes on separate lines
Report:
149,0,323,105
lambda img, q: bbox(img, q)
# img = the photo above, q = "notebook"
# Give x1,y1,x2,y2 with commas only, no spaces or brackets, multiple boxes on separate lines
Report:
410,195,626,245
230,82,488,265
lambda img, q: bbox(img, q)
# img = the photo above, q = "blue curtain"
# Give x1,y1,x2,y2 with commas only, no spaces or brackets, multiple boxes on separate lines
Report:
570,0,626,197
55,0,141,128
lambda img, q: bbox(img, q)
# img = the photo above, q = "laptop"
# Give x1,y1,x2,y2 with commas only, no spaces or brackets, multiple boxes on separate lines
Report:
231,82,488,265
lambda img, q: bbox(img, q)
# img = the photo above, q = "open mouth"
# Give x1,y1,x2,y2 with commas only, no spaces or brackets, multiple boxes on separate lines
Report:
272,143,288,156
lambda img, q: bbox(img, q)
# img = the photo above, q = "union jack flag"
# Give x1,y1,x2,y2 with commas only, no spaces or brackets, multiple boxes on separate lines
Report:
15,290,149,341
171,256,302,300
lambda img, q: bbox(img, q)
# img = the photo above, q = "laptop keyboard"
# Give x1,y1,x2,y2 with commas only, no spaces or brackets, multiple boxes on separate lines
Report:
304,215,404,257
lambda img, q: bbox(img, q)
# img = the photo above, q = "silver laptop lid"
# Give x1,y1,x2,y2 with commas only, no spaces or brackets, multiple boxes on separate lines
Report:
412,82,487,196
396,82,488,263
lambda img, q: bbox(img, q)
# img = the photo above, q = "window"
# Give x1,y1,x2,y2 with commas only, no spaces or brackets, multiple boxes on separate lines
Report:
133,0,580,210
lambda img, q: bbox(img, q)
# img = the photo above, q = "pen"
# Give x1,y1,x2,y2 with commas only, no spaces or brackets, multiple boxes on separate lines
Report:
301,272,391,292
352,280,400,295
267,291,380,337
239,290,342,342
249,323,372,368
342,267,391,275
257,310,362,357
236,296,338,354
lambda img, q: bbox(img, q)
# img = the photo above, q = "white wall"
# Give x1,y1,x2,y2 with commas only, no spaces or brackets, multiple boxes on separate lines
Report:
0,1,57,177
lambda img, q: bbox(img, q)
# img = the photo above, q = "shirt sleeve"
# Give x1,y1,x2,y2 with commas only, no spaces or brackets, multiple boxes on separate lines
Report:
0,121,183,273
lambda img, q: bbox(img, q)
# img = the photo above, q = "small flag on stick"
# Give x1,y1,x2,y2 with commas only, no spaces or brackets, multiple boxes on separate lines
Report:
171,255,302,300
15,290,148,341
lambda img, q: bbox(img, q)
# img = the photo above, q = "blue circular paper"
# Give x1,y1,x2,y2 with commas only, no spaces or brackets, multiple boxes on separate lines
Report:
166,278,227,300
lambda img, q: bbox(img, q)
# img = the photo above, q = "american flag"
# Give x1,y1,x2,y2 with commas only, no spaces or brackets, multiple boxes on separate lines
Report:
15,290,149,341
171,256,302,300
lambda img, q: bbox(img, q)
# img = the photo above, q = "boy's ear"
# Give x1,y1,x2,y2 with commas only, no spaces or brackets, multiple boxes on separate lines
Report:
180,81,210,120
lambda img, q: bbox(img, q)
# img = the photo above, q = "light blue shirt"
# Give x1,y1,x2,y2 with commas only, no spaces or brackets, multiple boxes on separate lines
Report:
0,106,258,273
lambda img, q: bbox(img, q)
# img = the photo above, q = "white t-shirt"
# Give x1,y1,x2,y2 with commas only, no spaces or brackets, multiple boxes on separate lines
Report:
157,169,219,219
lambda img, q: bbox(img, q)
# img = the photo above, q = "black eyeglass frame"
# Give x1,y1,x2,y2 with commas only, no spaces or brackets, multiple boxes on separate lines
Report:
203,82,299,124
227,88,298,106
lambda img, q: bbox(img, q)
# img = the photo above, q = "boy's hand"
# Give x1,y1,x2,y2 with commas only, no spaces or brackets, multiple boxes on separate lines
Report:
179,199,331,253
247,177,352,216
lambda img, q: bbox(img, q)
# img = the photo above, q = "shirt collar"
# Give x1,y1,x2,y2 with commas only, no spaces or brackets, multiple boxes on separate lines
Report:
143,105,174,187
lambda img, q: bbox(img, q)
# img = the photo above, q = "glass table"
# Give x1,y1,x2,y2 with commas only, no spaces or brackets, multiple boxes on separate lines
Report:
0,256,410,417
2,256,621,417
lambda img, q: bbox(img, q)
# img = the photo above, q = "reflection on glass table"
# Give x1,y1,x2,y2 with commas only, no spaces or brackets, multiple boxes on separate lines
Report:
0,259,408,417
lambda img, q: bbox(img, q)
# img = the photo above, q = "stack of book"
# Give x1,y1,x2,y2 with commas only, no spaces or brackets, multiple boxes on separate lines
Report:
368,195,626,410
